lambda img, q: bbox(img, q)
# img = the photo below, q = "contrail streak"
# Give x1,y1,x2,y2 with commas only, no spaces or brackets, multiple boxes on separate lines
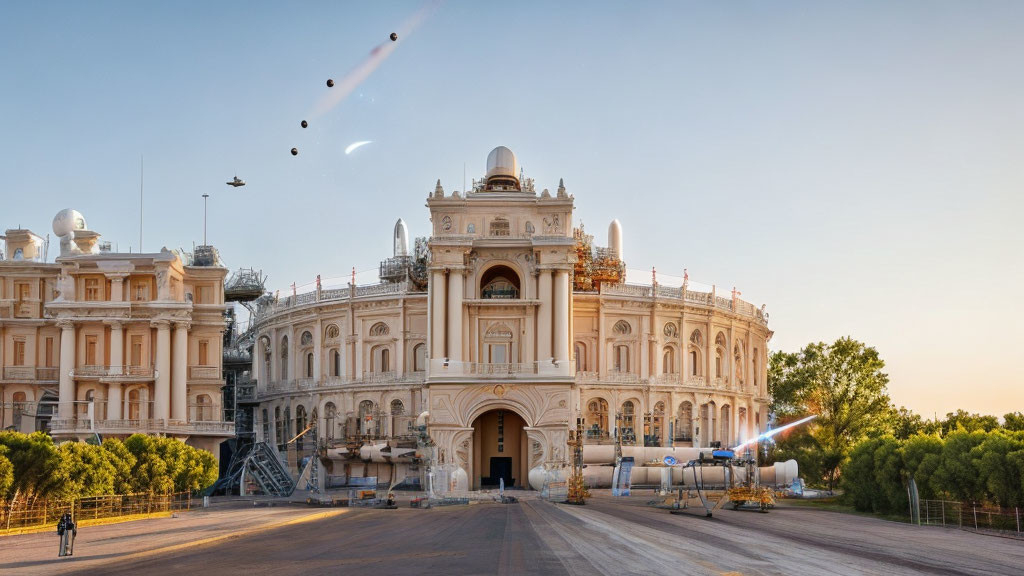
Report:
309,2,437,119
732,414,818,451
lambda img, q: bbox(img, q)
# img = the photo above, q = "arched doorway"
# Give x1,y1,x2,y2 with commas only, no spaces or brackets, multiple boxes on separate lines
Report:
471,409,527,489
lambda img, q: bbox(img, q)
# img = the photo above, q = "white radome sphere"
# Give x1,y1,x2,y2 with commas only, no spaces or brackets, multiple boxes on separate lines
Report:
53,209,87,236
485,146,518,180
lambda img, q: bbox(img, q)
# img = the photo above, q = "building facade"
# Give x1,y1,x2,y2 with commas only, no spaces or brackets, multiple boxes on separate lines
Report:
0,210,233,453
250,147,772,491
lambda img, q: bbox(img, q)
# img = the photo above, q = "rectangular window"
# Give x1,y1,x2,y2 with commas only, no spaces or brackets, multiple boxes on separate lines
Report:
13,339,26,365
199,340,209,366
45,337,54,366
489,344,507,364
85,335,98,365
131,335,143,366
16,282,30,300
85,278,100,301
133,280,150,301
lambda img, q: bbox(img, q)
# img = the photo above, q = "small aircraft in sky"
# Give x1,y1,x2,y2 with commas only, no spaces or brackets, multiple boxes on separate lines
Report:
226,176,246,187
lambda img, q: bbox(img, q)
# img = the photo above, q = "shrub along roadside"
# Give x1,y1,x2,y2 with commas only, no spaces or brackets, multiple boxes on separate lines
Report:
0,431,218,505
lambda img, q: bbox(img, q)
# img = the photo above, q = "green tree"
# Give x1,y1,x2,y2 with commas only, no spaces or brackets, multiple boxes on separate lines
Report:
123,434,173,493
940,410,999,435
840,437,905,514
101,438,137,494
931,429,987,502
769,337,892,489
901,434,943,500
0,445,13,499
1003,412,1024,432
58,442,116,498
890,406,939,440
972,431,1024,508
0,431,67,503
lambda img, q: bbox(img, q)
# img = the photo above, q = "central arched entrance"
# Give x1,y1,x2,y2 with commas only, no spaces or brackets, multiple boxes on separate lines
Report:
471,409,528,489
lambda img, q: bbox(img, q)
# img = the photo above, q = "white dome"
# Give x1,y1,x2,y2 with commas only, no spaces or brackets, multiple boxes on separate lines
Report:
485,146,518,180
53,209,87,237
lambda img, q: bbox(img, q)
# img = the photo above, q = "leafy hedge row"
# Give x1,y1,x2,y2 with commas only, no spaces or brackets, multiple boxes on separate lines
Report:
842,429,1024,514
0,431,218,504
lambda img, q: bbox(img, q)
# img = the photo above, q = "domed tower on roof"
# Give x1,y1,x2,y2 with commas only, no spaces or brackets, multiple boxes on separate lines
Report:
484,146,520,191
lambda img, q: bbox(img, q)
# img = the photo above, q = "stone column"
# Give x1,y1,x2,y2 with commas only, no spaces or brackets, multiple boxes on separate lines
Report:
431,270,446,359
108,274,127,302
537,270,552,362
57,321,76,419
553,270,569,364
447,270,463,365
153,320,171,421
680,313,688,380
108,321,123,376
108,382,123,420
172,322,188,421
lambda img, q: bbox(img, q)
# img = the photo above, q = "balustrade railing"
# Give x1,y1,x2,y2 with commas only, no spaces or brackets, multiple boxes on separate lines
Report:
188,365,221,380
49,417,233,435
469,363,536,376
2,366,59,381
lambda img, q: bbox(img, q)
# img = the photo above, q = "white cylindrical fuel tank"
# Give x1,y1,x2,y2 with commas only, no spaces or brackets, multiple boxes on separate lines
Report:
608,219,623,261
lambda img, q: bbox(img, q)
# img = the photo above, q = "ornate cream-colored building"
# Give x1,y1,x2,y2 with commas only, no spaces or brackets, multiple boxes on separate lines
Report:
251,147,773,491
0,211,233,453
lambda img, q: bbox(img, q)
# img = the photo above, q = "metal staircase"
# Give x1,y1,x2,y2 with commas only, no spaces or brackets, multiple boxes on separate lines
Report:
213,441,295,497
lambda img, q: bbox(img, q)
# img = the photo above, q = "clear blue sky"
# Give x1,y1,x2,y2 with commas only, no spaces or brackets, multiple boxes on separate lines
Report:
3,1,1022,419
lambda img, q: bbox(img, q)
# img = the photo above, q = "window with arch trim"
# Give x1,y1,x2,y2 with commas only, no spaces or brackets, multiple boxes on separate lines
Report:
614,345,629,373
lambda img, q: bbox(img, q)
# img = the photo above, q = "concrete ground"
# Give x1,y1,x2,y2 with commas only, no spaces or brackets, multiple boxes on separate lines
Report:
2,492,1022,575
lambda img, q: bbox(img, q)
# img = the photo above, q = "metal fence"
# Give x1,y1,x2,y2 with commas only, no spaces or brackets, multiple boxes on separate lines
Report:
1,492,193,533
919,500,1022,538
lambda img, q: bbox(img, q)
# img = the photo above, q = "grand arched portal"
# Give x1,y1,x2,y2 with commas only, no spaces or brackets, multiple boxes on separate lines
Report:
471,409,528,489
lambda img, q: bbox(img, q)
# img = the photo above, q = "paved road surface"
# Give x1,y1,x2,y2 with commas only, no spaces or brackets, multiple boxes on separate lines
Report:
2,494,1022,575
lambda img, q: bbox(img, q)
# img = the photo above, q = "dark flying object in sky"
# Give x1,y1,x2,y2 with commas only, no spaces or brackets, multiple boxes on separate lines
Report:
226,175,246,187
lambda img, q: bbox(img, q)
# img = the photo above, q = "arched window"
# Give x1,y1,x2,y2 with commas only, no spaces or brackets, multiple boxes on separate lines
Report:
12,391,26,429
480,265,520,299
613,320,631,335
330,349,341,377
195,394,212,421
676,401,693,442
295,405,308,449
280,336,289,381
275,406,284,446
621,401,636,445
128,388,141,420
585,398,609,437
484,323,513,364
390,399,404,415
81,389,95,416
413,343,426,372
369,322,390,337
689,330,703,347
716,351,723,378
614,345,629,373
662,346,675,374
358,400,376,436
652,401,665,445
324,402,337,441
306,352,314,378
466,222,476,234
300,331,313,346
575,342,586,372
